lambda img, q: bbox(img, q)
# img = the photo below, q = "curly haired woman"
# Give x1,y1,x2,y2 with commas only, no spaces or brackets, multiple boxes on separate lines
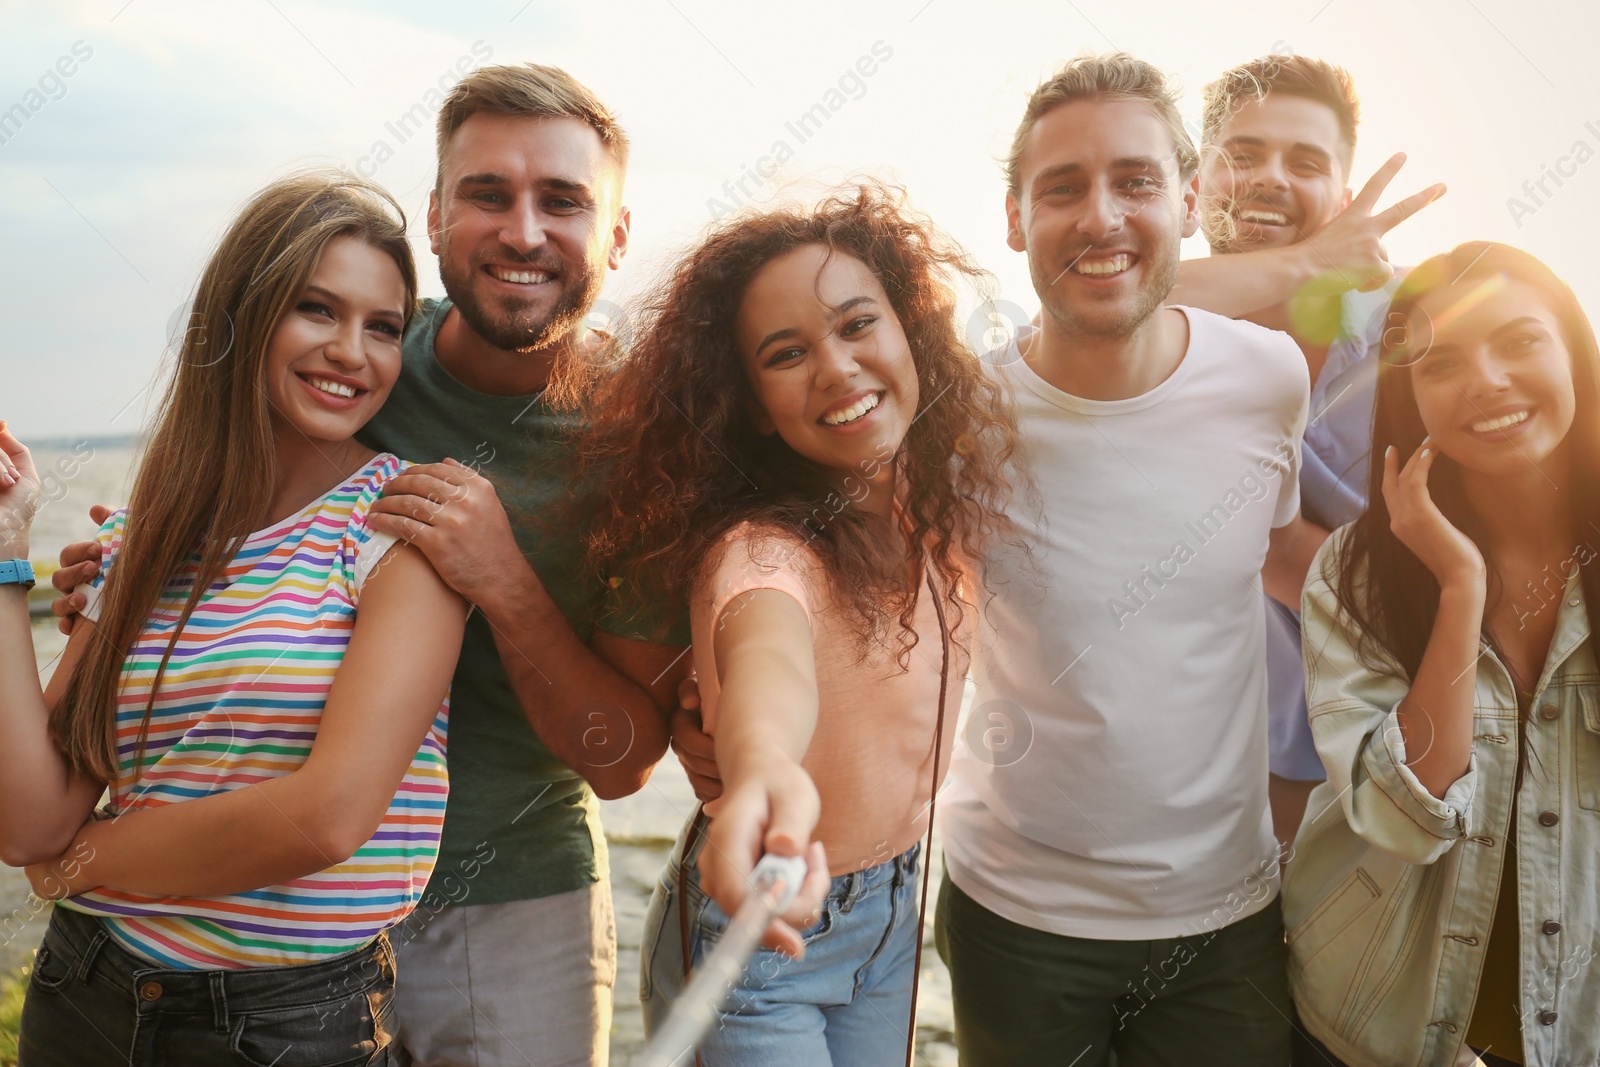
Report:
581,183,1017,1065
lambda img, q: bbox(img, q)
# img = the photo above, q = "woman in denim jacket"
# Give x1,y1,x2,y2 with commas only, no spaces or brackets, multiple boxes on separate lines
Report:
1285,242,1600,1067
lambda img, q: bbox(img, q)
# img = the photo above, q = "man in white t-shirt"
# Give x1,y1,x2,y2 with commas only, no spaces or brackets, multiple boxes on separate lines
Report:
934,53,1314,1066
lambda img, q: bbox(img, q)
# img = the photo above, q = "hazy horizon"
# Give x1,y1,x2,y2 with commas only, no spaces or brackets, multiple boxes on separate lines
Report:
5,0,1598,440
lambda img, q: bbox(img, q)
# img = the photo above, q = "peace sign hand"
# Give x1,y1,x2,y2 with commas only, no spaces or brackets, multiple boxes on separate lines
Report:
1381,439,1484,589
1304,153,1446,293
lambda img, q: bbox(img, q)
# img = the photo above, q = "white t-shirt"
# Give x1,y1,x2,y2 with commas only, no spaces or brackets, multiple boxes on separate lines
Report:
940,306,1309,940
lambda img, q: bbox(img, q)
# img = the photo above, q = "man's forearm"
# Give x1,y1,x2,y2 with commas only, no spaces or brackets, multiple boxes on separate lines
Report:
478,561,669,799
1170,243,1317,319
1263,517,1330,610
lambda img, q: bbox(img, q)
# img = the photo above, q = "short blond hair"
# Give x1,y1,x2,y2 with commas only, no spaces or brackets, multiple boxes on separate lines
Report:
1006,53,1198,194
435,63,629,188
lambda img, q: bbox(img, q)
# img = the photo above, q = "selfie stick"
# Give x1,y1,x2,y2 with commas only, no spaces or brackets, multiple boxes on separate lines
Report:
632,852,809,1067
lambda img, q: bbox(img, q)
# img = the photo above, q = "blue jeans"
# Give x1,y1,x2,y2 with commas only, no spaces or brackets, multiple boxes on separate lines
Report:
19,904,397,1066
641,817,923,1067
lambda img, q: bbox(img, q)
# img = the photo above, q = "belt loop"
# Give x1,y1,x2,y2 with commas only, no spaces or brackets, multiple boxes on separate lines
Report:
209,972,228,1033
74,929,110,984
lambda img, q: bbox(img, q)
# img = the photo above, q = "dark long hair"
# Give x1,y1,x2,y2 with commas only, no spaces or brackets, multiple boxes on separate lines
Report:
1331,242,1600,686
579,183,1018,659
55,171,418,783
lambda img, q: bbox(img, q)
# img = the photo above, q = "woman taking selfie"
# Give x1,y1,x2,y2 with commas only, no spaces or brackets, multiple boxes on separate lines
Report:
583,183,1016,1066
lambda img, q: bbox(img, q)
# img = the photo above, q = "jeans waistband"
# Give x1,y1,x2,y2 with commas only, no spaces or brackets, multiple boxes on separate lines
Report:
827,841,922,913
46,904,393,1021
673,808,922,913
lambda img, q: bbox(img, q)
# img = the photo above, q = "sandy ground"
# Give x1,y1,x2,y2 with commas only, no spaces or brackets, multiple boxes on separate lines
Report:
15,440,961,1064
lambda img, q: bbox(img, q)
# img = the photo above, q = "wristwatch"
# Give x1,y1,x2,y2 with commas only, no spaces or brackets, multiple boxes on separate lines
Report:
0,560,36,589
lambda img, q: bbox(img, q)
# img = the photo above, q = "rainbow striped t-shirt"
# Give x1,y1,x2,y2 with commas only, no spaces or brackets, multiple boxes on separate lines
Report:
62,453,450,969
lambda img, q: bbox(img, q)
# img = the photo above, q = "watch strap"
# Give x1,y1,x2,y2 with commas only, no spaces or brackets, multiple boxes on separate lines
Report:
0,560,36,589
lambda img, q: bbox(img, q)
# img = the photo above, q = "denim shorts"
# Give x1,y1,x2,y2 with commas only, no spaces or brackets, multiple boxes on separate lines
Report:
641,814,925,1067
19,904,397,1067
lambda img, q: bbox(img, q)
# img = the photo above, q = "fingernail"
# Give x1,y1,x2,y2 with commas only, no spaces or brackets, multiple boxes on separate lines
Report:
1385,446,1393,458
1421,448,1431,458
1421,435,1431,444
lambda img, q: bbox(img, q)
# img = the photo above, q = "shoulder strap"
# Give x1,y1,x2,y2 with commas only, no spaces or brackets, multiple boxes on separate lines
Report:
906,568,952,1067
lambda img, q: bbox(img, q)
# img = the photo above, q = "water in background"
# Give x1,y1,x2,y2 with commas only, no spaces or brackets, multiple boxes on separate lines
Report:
18,438,960,1064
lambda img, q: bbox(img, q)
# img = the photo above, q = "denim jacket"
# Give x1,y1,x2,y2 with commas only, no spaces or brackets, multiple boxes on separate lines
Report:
1285,529,1600,1067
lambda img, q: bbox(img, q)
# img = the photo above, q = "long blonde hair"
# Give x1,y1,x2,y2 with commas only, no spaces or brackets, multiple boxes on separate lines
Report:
55,170,418,783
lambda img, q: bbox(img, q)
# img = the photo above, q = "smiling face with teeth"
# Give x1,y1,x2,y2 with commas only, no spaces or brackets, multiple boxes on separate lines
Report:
264,235,407,445
735,244,917,492
1007,98,1198,339
429,114,627,360
1405,278,1578,479
1200,94,1350,253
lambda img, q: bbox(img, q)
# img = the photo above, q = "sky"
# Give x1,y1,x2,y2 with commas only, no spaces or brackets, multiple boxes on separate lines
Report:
3,0,1599,442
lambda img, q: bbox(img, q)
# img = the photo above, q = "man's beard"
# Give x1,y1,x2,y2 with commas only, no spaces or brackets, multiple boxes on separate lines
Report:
1035,244,1179,339
439,251,602,353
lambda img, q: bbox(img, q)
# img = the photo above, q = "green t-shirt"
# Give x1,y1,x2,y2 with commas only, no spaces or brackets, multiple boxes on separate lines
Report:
357,298,683,906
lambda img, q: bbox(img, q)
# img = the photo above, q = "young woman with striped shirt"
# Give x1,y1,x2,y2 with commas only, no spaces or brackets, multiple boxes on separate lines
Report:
0,171,467,1066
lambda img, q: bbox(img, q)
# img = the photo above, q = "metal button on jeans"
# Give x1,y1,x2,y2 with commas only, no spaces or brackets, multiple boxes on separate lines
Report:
138,981,162,1001
1542,920,1562,935
1540,1009,1558,1025
1538,810,1560,827
1539,703,1559,720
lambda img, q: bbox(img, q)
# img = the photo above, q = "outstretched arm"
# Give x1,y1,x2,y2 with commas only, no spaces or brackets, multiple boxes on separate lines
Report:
1171,154,1444,318
698,588,831,958
31,543,468,898
1171,242,1321,320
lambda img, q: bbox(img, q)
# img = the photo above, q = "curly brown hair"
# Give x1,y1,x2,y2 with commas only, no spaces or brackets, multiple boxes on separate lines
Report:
580,183,1019,658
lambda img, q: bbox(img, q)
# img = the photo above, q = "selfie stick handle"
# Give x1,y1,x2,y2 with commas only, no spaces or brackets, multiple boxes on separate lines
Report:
632,853,809,1067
